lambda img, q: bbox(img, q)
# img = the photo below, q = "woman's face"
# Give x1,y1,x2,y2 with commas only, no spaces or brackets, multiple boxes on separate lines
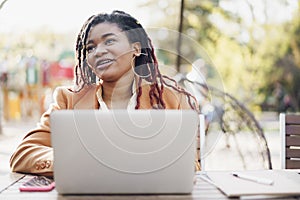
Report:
86,22,140,82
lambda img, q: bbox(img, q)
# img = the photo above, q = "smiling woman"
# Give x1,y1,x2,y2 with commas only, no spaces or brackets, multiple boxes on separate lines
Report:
85,23,137,83
9,10,201,177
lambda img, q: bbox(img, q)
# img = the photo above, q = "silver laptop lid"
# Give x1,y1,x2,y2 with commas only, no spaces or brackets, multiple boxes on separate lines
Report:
51,110,199,194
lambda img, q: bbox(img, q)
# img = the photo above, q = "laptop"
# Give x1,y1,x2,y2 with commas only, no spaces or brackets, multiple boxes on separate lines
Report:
50,109,199,194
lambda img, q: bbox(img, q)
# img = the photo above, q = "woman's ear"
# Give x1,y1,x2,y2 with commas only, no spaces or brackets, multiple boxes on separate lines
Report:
132,42,141,56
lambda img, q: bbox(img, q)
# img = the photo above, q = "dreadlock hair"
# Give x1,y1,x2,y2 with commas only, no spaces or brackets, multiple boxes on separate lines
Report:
74,10,198,111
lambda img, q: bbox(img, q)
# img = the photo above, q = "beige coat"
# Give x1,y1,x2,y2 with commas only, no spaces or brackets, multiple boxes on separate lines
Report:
10,84,200,177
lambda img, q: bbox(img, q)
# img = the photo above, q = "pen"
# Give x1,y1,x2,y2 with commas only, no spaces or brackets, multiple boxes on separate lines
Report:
231,172,274,185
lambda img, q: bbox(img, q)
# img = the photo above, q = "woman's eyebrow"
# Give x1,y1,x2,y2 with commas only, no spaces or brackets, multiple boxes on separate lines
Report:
87,32,117,44
101,32,117,38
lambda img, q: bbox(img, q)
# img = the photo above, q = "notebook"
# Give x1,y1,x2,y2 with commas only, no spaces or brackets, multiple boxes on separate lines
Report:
50,109,199,194
205,170,300,198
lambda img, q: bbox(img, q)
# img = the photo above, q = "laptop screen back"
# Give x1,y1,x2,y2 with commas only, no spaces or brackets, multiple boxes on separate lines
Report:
51,110,199,194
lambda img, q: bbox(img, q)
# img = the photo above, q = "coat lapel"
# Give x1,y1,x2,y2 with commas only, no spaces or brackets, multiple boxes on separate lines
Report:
73,84,100,109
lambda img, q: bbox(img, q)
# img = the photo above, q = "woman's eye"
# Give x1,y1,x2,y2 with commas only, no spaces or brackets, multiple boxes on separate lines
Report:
105,38,116,45
86,46,95,53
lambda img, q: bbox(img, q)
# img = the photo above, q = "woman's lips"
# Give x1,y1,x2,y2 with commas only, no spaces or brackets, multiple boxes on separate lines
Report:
95,59,114,70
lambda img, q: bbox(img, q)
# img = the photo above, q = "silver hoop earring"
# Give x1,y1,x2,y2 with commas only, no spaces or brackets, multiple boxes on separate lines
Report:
131,55,151,78
134,52,148,57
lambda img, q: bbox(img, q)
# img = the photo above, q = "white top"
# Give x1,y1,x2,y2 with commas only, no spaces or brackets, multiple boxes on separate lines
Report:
95,81,137,110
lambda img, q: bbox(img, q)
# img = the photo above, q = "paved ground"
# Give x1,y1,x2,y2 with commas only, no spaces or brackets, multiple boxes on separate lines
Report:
204,111,281,170
0,112,281,175
0,120,37,175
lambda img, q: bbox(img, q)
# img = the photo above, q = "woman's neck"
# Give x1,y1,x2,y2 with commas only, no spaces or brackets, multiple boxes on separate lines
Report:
101,70,135,109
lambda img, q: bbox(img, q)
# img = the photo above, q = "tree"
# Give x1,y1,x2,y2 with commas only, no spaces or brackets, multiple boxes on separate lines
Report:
143,0,300,111
271,4,300,111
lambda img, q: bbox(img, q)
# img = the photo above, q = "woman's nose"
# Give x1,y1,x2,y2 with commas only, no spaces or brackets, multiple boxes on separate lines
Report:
94,44,108,56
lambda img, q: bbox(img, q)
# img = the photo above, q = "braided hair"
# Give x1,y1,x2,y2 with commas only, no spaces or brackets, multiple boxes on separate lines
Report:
74,10,197,111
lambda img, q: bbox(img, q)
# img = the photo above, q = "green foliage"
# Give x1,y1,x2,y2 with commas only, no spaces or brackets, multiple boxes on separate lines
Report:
144,0,300,111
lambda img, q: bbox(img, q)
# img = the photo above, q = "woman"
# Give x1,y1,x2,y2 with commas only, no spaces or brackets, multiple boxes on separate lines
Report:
10,10,200,177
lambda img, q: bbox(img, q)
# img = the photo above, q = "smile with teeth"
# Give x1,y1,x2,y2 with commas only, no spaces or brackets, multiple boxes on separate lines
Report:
95,59,114,70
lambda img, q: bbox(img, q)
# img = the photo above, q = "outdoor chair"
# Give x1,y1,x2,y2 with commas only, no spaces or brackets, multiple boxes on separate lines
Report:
199,114,206,171
279,113,300,169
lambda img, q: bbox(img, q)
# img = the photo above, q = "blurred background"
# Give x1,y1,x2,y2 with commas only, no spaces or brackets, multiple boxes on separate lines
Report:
1,0,299,122
0,0,300,170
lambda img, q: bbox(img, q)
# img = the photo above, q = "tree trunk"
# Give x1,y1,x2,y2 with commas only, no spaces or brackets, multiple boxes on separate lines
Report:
176,0,184,72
